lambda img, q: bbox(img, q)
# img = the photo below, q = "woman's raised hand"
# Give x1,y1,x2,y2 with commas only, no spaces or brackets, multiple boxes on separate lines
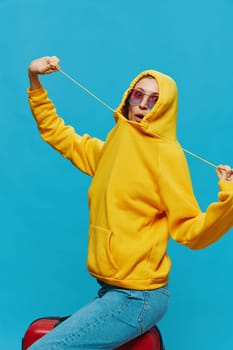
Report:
28,56,60,77
28,56,60,90
216,165,233,182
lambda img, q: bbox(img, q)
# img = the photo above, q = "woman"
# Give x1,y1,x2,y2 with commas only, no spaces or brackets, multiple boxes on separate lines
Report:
27,56,233,349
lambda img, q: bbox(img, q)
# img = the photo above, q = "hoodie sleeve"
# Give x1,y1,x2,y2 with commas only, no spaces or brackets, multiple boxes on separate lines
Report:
158,142,233,249
28,87,104,176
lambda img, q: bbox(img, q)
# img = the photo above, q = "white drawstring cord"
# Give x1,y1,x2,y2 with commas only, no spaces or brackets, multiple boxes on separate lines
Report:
59,68,217,168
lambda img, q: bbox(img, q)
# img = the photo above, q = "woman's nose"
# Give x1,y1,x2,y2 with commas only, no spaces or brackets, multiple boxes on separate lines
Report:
139,96,148,109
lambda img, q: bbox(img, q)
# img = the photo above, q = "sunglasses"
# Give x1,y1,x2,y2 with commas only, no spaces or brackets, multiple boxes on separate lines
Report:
129,88,159,110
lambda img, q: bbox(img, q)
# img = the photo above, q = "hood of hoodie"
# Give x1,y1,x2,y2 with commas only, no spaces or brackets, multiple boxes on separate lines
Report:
114,70,178,142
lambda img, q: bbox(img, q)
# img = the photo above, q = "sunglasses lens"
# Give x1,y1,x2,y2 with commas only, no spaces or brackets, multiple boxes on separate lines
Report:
129,89,159,109
148,95,158,109
129,89,143,105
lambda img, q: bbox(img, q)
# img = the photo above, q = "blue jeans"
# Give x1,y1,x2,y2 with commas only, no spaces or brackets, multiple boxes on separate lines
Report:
29,281,169,350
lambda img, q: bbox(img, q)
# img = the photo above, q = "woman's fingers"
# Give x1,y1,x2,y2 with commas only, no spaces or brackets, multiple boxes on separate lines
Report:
216,164,233,181
29,56,60,76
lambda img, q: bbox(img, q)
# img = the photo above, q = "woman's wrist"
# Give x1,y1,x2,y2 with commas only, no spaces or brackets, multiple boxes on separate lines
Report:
28,71,42,90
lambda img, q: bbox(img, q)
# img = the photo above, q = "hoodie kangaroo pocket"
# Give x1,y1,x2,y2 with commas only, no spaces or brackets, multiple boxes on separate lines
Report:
87,224,118,277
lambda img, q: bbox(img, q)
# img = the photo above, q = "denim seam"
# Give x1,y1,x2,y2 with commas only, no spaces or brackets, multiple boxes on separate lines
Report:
137,291,149,334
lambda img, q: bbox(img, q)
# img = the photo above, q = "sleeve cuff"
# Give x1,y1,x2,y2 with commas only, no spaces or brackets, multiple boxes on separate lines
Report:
27,86,46,97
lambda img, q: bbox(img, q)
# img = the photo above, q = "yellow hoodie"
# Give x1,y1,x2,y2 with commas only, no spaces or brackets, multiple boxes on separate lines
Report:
28,70,233,290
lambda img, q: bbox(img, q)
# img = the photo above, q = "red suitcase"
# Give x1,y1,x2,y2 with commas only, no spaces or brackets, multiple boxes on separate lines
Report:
22,316,165,350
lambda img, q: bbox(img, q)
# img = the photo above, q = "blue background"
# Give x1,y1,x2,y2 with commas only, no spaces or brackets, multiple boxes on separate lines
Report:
1,0,233,349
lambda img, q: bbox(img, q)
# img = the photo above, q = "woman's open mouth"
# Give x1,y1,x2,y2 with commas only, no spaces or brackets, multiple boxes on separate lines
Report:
134,114,144,122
